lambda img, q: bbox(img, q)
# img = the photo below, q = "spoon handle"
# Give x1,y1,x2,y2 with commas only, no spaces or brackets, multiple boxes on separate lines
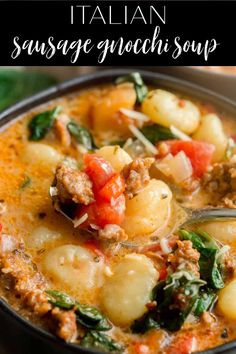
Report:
183,208,236,226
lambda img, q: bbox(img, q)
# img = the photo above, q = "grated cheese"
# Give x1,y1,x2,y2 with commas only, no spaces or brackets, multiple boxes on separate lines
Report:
128,124,158,155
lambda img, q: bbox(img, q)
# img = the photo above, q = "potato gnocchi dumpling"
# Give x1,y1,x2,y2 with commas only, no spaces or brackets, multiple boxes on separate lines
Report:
42,245,104,296
101,254,158,326
91,85,136,133
142,89,200,134
193,113,227,162
26,226,61,249
22,143,62,169
97,145,132,172
122,179,172,238
200,221,236,246
218,280,236,320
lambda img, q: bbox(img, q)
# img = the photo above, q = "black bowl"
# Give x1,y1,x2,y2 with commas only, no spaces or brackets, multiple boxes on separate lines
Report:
0,69,236,354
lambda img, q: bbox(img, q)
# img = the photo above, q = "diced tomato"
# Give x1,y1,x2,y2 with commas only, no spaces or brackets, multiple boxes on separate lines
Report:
159,268,168,281
76,194,126,229
134,343,149,354
84,154,115,192
162,140,215,178
98,173,125,201
83,239,105,260
166,334,197,354
0,223,2,233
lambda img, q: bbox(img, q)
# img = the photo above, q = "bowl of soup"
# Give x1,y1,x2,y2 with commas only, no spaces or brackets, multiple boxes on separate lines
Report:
0,69,236,354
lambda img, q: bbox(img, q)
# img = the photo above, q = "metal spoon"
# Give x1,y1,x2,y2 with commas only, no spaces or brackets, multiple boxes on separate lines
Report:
121,208,236,249
181,207,236,226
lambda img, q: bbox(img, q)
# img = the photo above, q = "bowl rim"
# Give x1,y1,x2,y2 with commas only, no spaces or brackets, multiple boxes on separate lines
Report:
0,68,236,354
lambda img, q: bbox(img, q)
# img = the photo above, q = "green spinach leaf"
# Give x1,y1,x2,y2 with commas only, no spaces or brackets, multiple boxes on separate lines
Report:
67,120,96,150
132,271,206,333
80,331,124,353
46,290,111,331
179,230,224,289
115,72,148,104
194,289,217,316
28,106,61,141
199,249,224,289
154,271,206,331
140,124,176,144
179,230,206,252
76,303,112,331
131,311,160,334
46,290,76,309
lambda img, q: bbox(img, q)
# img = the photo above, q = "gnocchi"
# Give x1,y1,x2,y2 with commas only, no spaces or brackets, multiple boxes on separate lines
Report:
97,145,132,172
193,113,227,162
218,279,236,320
101,254,158,326
42,245,104,296
91,85,136,133
25,226,61,249
199,221,236,246
22,143,62,169
142,89,200,134
122,179,172,238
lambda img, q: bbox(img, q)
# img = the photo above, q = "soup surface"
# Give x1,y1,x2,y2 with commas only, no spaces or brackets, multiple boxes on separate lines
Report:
1,73,236,354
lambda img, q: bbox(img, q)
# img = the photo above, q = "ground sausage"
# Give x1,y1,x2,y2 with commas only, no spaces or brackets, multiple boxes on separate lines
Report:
55,163,94,205
98,224,128,241
168,240,200,277
121,157,154,199
0,234,78,342
50,307,78,342
202,156,236,208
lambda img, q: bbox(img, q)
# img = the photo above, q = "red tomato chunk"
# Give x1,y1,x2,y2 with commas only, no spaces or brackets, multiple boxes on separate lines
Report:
78,154,126,228
76,195,126,228
162,140,215,178
84,154,115,192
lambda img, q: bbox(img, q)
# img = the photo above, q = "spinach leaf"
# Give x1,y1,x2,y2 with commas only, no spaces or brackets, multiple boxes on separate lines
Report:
28,106,61,141
46,290,111,331
154,272,206,331
76,304,112,331
131,311,160,334
132,272,206,333
67,120,96,150
179,230,206,252
140,124,176,144
0,70,57,111
194,289,217,316
46,290,76,309
115,72,148,104
197,230,219,250
80,331,124,353
179,230,224,290
199,249,224,289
